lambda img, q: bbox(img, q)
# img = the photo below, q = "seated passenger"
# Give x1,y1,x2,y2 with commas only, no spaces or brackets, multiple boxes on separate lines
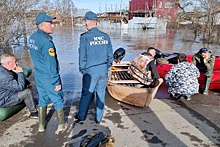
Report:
128,47,163,88
165,53,200,101
0,53,38,118
192,48,215,95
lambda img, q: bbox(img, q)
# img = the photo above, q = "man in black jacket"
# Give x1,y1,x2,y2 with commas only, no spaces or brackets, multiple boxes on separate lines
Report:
145,47,163,88
0,53,38,118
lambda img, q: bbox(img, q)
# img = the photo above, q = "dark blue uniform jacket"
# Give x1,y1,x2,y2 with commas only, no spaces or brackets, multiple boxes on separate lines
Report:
29,29,61,86
78,27,113,74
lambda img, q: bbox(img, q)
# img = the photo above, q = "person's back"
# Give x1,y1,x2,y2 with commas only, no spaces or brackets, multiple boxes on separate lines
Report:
79,28,111,70
128,52,155,86
76,11,113,124
166,53,200,100
128,47,163,88
167,62,199,90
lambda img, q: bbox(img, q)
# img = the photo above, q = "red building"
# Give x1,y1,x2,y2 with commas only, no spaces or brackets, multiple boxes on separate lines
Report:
129,0,178,21
129,0,156,11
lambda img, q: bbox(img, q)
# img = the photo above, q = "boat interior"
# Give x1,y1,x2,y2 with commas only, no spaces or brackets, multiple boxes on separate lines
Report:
109,61,154,88
156,53,179,65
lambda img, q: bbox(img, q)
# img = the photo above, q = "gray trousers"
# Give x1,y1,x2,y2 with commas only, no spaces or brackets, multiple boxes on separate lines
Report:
18,89,37,113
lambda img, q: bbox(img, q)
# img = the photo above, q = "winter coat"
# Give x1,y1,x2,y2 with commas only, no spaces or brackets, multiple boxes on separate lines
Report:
165,62,200,95
0,65,26,107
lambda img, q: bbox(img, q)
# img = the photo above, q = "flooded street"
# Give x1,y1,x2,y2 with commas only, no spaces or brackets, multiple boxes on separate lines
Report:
1,26,220,147
13,26,220,92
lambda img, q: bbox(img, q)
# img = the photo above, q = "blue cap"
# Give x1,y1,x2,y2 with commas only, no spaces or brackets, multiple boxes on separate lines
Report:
36,12,55,25
199,48,208,53
85,11,98,21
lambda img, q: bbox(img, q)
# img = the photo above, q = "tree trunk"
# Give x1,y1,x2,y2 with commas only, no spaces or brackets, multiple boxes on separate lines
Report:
21,14,28,49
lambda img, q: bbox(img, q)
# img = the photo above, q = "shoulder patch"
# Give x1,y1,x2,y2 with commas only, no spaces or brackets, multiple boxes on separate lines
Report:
48,48,55,56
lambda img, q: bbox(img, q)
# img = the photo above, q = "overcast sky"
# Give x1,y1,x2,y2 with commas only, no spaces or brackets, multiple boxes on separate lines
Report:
73,0,130,13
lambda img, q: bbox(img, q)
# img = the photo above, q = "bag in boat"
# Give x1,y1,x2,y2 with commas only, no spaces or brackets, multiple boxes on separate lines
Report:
128,53,154,85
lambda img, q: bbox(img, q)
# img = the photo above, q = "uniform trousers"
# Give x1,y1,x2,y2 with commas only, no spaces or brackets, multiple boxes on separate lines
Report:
35,77,64,110
77,64,108,122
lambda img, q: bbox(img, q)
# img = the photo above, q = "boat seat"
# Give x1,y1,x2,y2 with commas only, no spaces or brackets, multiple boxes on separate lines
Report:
112,61,131,67
108,80,140,84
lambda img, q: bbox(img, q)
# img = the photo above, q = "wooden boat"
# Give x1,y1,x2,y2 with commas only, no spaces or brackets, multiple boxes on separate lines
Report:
107,61,160,107
156,54,220,90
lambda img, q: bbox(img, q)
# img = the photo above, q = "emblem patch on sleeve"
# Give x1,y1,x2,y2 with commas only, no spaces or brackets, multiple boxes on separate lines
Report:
48,48,55,56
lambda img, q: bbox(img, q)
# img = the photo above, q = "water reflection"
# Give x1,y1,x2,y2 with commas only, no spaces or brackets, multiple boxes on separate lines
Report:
4,26,220,92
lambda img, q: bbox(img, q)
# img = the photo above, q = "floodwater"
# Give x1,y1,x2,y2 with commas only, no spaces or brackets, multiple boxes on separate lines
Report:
12,26,220,92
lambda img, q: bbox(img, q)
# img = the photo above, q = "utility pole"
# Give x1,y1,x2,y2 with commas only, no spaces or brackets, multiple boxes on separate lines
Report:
70,1,74,31
115,4,117,12
99,2,102,13
145,1,146,17
105,3,107,12
120,0,122,16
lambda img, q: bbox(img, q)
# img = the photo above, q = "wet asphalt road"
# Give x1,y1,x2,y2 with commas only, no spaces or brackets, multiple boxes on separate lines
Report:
0,81,220,147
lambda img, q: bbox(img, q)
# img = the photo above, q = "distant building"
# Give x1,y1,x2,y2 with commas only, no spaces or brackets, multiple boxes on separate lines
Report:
98,12,123,23
74,8,90,25
26,9,64,25
74,8,90,17
128,0,178,21
156,0,178,21
52,9,64,25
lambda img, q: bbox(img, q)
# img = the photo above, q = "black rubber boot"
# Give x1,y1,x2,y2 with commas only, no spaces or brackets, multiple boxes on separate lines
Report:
38,106,47,132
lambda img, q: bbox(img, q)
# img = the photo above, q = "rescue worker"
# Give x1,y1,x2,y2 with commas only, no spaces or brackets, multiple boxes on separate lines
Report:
75,11,113,124
192,48,215,95
28,12,65,133
0,54,38,118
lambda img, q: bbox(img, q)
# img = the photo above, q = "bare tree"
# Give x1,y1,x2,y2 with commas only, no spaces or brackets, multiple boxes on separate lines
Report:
175,0,220,44
53,0,77,17
0,0,40,51
199,0,220,43
0,0,78,52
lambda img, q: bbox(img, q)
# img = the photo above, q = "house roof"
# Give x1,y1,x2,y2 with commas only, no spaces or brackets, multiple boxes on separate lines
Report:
74,8,91,17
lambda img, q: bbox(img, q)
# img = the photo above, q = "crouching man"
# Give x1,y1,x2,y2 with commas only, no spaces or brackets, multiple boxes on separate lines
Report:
165,53,200,101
